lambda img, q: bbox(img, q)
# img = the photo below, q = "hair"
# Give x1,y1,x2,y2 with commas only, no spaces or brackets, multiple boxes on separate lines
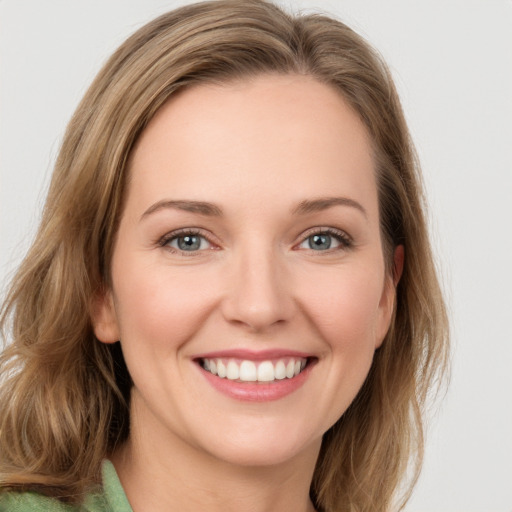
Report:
0,1,449,511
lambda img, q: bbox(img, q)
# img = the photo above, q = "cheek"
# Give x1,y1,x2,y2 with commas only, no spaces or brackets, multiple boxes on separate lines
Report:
295,266,385,427
111,259,219,348
296,264,385,351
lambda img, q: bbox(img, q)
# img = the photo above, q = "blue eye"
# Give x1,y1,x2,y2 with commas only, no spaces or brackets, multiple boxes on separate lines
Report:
297,230,351,251
164,232,212,252
307,234,334,250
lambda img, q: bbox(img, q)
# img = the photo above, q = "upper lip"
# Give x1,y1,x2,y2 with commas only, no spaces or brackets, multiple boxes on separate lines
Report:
193,349,314,361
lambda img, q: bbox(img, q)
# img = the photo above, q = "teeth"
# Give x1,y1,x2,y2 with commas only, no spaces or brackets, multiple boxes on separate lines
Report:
239,360,257,381
217,360,227,378
257,361,275,382
226,360,239,380
274,360,286,380
201,357,308,382
286,360,295,378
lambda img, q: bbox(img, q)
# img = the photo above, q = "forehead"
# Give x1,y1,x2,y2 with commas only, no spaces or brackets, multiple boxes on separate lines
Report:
127,74,377,219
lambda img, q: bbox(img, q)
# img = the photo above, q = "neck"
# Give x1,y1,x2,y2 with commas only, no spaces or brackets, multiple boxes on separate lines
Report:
111,398,320,512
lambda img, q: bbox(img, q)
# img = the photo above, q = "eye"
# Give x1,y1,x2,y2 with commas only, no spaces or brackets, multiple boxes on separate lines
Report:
160,230,214,253
297,229,352,252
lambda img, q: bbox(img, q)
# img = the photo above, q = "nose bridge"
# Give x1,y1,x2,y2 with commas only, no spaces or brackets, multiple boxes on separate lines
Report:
222,237,292,331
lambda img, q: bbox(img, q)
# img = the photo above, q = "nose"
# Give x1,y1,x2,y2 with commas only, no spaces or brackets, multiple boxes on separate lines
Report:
221,244,294,332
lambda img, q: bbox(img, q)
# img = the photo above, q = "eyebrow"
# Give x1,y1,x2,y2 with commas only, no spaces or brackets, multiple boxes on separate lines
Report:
292,197,367,218
140,196,367,221
141,200,223,220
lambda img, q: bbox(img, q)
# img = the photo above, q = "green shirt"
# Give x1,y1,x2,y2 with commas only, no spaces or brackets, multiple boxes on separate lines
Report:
0,461,132,512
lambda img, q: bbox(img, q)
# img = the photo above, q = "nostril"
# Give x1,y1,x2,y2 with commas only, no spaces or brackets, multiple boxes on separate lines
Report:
220,291,294,331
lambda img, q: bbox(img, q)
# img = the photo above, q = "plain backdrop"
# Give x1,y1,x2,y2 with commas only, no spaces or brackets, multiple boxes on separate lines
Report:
1,1,511,511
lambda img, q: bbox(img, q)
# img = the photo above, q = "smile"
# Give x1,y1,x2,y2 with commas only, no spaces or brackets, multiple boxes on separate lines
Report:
200,357,307,382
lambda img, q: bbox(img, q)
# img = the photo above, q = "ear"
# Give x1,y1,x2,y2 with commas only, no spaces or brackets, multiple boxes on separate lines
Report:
375,245,404,348
90,287,120,344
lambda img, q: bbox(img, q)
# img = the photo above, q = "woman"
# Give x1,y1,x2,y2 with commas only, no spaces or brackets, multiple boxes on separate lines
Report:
0,1,449,511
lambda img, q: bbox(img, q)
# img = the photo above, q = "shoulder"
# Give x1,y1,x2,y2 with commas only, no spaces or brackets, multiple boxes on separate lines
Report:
0,491,77,511
0,491,112,512
0,461,130,512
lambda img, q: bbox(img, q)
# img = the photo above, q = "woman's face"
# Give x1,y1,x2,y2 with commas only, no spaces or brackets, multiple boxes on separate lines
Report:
94,74,396,469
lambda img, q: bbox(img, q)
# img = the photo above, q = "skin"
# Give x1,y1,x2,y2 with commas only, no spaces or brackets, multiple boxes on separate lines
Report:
93,74,399,512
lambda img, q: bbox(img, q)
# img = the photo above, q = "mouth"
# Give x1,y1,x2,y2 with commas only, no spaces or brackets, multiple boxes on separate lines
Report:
194,350,317,401
198,356,310,383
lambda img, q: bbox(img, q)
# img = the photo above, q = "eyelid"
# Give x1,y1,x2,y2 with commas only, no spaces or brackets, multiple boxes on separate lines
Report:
158,228,219,254
294,227,353,251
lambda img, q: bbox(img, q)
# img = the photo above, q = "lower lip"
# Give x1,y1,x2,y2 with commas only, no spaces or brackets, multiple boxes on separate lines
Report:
198,362,314,402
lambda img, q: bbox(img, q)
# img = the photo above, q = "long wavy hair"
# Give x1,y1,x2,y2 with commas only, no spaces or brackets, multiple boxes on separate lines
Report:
0,1,449,510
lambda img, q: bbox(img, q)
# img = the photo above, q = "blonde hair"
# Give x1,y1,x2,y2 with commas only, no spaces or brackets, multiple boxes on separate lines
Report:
0,1,449,510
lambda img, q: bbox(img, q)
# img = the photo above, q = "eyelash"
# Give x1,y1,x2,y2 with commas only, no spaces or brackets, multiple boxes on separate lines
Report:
296,227,353,252
157,227,353,255
158,228,215,255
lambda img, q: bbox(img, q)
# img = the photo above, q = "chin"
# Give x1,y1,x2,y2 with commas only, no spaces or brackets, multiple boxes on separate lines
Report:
192,416,324,469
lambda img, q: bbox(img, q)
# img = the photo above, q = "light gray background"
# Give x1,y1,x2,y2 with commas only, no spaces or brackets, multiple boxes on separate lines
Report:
1,1,511,511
